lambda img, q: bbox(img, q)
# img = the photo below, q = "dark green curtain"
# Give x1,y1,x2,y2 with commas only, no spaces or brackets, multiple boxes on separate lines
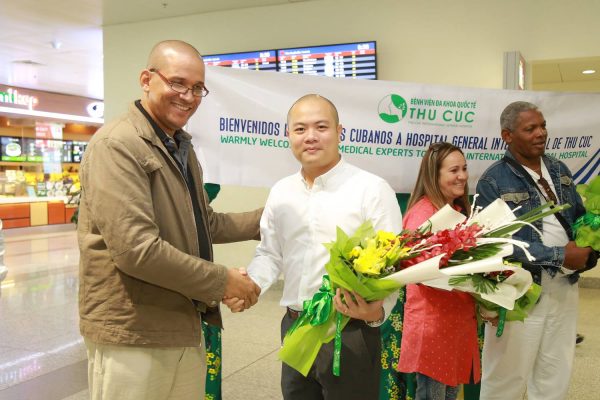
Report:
203,183,223,400
379,289,414,399
376,193,413,399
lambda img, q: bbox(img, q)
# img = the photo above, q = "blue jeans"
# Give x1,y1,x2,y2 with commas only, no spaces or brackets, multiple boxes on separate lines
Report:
415,373,459,400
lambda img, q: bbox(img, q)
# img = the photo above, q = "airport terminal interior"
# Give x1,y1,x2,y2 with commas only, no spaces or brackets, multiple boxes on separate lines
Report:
1,223,600,400
1,1,599,399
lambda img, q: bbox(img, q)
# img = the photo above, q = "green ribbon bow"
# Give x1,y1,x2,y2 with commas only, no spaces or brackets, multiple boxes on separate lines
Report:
287,275,335,336
574,212,600,232
305,275,335,326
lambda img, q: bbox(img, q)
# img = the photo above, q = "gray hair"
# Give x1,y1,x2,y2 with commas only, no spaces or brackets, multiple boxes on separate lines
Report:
500,101,539,131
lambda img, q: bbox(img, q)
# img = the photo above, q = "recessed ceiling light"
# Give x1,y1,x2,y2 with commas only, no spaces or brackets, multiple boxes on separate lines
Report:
582,69,596,74
50,40,62,50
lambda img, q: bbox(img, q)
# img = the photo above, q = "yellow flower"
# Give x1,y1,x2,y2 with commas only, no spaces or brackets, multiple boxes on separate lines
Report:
384,243,411,265
376,230,396,245
352,242,386,275
349,246,362,259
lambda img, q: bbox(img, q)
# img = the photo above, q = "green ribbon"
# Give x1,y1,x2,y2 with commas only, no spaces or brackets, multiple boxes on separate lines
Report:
574,212,600,232
333,311,343,376
283,275,349,377
287,275,335,336
305,275,334,326
496,307,507,337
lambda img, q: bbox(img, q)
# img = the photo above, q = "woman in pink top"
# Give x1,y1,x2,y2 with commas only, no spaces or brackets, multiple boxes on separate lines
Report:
397,142,480,400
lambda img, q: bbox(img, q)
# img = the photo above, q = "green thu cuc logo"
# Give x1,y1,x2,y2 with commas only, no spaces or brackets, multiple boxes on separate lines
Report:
378,94,407,123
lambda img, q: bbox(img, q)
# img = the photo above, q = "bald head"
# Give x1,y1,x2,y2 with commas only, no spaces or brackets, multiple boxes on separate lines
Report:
139,40,206,136
287,94,339,126
147,40,203,70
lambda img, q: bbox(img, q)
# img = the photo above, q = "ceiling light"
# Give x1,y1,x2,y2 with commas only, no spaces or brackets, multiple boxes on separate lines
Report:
51,40,62,50
11,60,45,66
582,69,596,74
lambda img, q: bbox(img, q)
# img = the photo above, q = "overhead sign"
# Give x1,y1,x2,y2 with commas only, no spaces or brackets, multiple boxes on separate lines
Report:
0,87,39,109
0,84,103,124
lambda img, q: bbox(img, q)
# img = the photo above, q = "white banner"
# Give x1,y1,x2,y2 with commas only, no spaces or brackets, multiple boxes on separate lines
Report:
189,66,600,192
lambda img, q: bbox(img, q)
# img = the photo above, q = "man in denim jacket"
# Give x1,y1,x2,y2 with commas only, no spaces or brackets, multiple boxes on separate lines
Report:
476,101,593,400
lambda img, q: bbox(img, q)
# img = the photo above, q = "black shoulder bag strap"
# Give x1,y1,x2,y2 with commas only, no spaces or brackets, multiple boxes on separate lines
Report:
502,156,572,238
503,156,597,276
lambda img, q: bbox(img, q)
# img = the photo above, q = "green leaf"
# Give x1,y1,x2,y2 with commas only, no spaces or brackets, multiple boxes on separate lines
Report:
449,243,503,264
485,203,571,238
449,274,498,294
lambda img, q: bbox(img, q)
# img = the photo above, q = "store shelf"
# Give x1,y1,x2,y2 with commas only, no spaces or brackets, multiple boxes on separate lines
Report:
0,196,68,204
0,162,80,168
0,198,77,229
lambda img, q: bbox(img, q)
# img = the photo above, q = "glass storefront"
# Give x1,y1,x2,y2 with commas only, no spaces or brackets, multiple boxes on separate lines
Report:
0,84,102,228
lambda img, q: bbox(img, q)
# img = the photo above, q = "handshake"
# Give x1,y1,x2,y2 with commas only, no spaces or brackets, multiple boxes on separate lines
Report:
222,268,261,312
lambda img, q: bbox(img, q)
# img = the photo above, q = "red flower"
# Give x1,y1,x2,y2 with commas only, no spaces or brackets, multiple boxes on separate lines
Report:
485,270,515,281
402,223,483,268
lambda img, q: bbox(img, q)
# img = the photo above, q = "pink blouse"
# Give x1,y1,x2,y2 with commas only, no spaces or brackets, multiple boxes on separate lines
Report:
397,197,481,386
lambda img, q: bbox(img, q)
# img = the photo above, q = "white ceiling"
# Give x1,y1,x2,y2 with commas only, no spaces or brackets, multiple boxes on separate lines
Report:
0,0,598,100
0,0,104,99
0,0,302,100
531,57,600,92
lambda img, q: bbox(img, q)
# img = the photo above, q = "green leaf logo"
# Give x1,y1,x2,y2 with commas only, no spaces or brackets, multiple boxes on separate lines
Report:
378,94,407,124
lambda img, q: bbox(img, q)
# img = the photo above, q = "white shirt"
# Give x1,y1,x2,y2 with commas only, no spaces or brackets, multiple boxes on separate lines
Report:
524,163,571,274
247,159,403,322
523,163,569,248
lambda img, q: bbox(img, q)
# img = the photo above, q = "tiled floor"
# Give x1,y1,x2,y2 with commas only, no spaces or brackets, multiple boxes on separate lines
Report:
0,224,598,400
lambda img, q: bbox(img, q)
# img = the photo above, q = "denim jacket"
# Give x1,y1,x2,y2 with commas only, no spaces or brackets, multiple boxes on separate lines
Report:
476,150,586,285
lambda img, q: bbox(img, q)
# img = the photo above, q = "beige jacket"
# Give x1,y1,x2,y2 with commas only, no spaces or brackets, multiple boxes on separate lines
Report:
78,103,261,346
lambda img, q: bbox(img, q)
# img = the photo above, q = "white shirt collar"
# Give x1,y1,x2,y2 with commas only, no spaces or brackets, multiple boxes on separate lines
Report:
299,157,345,189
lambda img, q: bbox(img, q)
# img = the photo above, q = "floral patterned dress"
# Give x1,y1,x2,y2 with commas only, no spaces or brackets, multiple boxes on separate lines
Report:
379,289,415,399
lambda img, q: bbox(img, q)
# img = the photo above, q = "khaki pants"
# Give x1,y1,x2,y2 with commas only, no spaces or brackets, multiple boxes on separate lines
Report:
480,271,578,400
85,338,206,400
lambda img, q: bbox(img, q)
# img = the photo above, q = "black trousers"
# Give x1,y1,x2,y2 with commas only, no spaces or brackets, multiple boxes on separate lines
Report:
280,311,381,400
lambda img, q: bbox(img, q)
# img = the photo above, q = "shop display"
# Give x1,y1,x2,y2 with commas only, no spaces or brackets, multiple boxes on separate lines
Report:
71,141,88,162
0,85,98,228
1,137,26,162
63,141,73,163
24,138,64,163
0,170,26,196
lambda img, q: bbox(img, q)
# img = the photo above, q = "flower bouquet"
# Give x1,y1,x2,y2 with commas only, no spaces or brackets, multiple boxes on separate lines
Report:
279,198,568,376
401,197,573,335
574,175,600,252
279,222,441,377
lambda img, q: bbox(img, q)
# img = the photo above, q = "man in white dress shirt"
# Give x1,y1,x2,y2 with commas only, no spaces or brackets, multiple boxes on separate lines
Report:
240,94,402,399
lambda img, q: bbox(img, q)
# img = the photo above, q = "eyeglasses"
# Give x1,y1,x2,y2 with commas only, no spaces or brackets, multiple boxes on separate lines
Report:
149,69,209,98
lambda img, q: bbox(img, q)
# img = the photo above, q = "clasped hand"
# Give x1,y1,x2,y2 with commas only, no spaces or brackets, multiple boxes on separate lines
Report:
223,268,260,312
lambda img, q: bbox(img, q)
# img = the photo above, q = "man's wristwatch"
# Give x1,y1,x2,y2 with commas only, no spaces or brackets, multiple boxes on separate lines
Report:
365,308,385,327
